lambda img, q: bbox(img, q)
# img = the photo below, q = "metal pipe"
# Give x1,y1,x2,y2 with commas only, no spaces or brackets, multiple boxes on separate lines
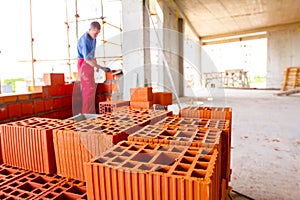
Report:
29,0,35,86
100,40,122,46
75,0,79,41
68,18,122,31
18,56,123,62
65,0,72,79
18,56,123,63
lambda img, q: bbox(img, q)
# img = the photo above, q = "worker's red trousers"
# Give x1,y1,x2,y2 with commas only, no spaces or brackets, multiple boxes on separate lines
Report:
77,59,96,114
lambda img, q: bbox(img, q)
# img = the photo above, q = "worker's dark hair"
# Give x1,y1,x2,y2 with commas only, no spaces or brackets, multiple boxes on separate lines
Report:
90,21,101,30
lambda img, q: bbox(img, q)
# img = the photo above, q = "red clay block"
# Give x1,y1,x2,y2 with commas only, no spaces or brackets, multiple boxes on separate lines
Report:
64,83,74,95
62,96,72,108
0,95,18,104
0,170,64,199
21,102,34,116
130,87,153,102
35,177,87,200
43,85,65,98
7,103,22,118
17,94,31,101
160,92,172,106
130,101,153,109
44,99,54,111
103,82,112,94
96,83,104,94
56,85,66,97
54,98,64,109
105,72,114,81
43,73,65,85
30,92,43,99
0,165,30,187
33,100,45,114
153,92,161,104
0,105,8,121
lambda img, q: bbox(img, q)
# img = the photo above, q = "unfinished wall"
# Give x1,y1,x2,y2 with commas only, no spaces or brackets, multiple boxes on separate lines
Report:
267,23,300,88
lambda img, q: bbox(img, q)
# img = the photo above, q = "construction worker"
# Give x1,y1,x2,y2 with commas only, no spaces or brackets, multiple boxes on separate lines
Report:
77,21,110,114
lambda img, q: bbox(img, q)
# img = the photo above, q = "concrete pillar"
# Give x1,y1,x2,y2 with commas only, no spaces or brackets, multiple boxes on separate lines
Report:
143,0,151,86
156,1,180,97
122,0,146,100
178,18,184,97
267,23,300,88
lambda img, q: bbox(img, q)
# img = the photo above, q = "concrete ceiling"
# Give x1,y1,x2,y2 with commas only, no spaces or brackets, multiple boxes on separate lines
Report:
173,0,300,39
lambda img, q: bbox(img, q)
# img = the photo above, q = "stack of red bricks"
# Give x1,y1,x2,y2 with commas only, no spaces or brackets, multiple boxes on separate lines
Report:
0,165,87,199
130,87,173,109
86,141,221,200
179,106,232,185
85,106,232,200
52,107,172,181
128,115,232,193
0,73,74,124
0,117,73,174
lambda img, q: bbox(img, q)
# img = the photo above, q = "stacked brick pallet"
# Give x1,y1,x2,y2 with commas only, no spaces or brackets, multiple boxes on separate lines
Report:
53,107,172,181
179,107,232,186
86,141,221,200
130,115,232,191
0,165,87,199
0,117,73,174
85,106,232,200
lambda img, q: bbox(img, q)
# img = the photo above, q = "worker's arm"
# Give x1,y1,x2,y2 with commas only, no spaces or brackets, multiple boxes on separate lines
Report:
85,59,100,70
85,59,111,72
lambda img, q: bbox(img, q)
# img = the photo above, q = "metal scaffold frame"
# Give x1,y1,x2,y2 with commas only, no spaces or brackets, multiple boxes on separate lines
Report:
23,0,123,85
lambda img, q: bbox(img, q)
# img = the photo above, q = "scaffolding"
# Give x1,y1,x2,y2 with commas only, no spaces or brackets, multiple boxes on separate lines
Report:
22,0,123,85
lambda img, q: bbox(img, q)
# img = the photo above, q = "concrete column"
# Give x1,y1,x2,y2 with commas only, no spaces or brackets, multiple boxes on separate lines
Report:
267,23,300,88
178,18,184,97
156,1,180,96
143,0,151,86
122,0,146,100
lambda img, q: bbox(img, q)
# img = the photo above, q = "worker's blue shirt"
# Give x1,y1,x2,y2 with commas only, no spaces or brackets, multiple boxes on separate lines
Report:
77,32,96,60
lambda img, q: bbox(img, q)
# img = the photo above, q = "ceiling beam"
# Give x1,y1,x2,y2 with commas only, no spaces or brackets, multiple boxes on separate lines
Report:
200,21,300,41
201,33,267,45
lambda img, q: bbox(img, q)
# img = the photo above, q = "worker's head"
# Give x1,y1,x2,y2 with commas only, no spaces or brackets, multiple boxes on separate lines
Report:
88,21,101,39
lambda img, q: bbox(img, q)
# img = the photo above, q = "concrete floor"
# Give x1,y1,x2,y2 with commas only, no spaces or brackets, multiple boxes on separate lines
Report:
174,89,300,200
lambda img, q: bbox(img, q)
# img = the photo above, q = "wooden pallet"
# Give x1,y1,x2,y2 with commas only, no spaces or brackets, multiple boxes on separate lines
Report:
281,67,300,91
276,67,300,96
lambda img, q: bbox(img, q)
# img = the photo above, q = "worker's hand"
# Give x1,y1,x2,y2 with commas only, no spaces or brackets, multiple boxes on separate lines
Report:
95,65,101,72
100,66,111,72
